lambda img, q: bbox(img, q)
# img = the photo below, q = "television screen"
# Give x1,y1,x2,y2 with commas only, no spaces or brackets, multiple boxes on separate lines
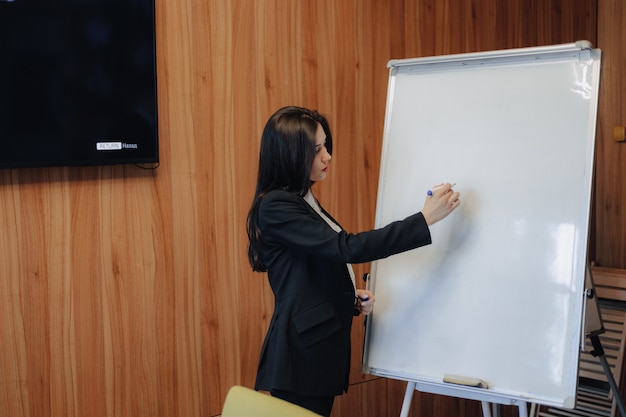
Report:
0,0,159,168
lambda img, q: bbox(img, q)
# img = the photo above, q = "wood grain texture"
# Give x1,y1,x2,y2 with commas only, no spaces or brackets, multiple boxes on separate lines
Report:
594,0,626,268
0,1,607,417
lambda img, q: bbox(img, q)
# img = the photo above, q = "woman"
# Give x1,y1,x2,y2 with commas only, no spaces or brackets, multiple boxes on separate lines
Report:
246,106,460,416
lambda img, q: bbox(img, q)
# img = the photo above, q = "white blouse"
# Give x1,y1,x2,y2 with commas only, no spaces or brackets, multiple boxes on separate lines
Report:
304,190,356,289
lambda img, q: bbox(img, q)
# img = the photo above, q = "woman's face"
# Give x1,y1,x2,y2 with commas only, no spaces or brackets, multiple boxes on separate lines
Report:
310,122,331,182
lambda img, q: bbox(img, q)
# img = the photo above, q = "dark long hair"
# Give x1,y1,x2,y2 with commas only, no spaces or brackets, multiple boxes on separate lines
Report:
246,106,333,272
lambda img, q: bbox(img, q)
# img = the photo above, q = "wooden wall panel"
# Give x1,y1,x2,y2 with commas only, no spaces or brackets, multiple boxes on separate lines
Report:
594,0,626,269
596,0,626,411
0,1,606,417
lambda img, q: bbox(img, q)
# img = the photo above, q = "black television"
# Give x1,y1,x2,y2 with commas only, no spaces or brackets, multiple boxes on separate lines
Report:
0,0,159,169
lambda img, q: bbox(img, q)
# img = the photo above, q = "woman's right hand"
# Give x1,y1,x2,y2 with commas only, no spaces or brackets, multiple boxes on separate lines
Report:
421,183,460,226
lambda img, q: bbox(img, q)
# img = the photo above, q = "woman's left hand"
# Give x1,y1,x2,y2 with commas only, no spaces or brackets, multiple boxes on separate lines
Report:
356,289,375,315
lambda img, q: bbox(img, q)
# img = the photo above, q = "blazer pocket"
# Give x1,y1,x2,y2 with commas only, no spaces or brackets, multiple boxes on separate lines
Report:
292,302,341,349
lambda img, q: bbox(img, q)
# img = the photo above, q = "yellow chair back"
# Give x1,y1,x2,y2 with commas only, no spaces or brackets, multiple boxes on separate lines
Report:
221,386,322,417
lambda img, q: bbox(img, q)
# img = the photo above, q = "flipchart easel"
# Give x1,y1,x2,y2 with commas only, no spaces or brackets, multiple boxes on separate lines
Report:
362,41,604,417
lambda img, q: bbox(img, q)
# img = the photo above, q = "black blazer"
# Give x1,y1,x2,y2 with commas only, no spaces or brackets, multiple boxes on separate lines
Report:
254,190,432,396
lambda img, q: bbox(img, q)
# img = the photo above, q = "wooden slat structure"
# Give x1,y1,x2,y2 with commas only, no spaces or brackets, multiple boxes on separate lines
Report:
593,268,626,303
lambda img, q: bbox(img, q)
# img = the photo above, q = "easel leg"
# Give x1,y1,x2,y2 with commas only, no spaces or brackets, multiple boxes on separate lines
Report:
517,401,528,417
400,381,416,417
590,334,626,417
481,401,492,417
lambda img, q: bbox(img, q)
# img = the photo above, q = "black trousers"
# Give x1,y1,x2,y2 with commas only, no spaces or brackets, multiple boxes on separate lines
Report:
271,389,335,417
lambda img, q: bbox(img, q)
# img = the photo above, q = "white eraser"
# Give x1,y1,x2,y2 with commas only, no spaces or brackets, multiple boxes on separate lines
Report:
443,373,488,389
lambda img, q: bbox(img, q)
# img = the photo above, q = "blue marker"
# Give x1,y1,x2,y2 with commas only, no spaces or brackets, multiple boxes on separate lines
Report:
427,183,456,196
